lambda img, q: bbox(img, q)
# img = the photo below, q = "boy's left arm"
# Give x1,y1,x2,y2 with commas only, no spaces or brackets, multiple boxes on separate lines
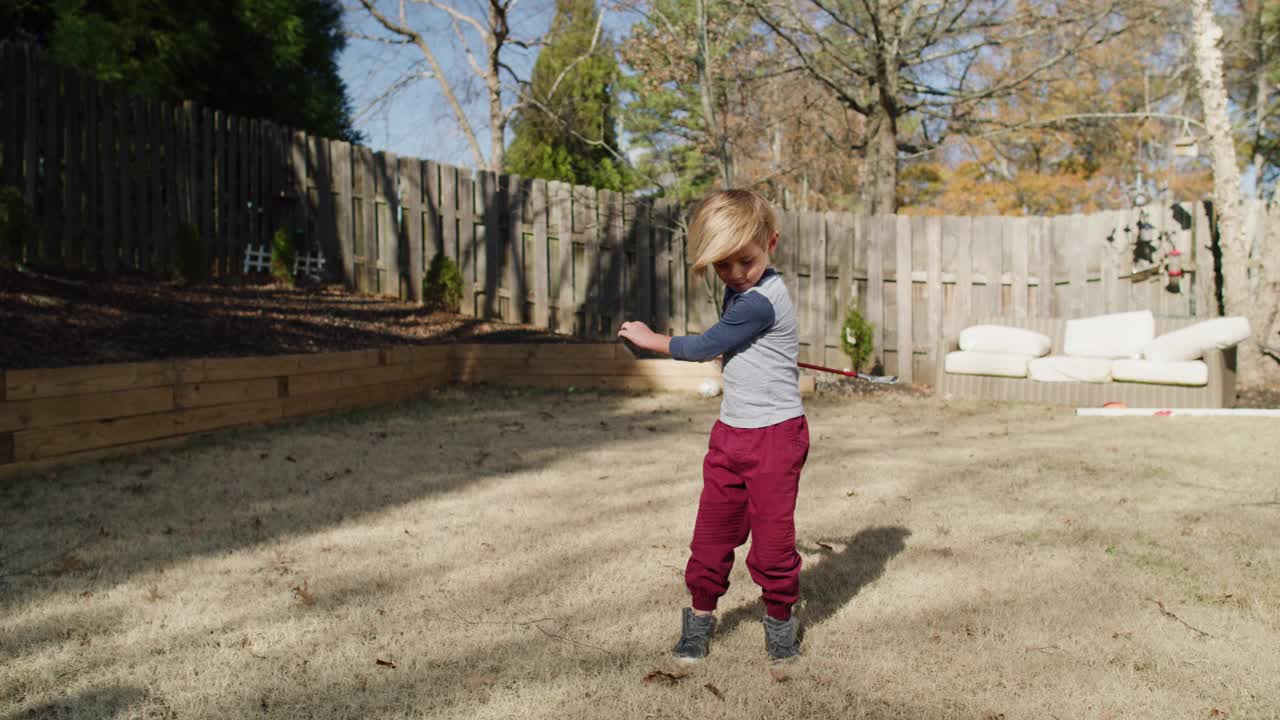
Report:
617,293,772,363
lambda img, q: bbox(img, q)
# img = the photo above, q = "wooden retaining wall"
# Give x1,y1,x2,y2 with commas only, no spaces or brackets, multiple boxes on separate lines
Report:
0,344,789,473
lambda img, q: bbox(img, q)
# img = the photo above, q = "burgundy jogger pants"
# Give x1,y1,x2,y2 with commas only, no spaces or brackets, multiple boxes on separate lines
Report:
685,415,809,621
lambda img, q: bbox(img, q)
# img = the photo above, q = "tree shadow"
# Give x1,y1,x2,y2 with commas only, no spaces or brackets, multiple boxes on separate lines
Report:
716,525,911,636
2,685,146,720
0,388,713,656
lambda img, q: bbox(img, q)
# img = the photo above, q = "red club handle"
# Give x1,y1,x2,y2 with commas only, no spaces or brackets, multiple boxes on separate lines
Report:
798,361,860,378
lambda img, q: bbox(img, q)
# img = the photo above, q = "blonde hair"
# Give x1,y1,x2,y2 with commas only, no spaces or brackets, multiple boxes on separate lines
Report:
686,190,777,275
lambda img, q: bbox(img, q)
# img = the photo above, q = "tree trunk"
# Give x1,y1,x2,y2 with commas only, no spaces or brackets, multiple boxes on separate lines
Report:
487,0,506,172
1190,0,1266,388
1258,187,1280,385
860,102,898,215
696,0,733,187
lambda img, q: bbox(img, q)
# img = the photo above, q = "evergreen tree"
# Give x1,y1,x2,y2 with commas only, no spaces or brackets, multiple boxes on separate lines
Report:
8,0,359,142
504,0,626,190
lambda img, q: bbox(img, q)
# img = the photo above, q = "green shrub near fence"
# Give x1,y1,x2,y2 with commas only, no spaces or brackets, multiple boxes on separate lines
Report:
171,223,209,286
841,305,875,373
423,252,463,312
271,228,297,286
0,186,36,268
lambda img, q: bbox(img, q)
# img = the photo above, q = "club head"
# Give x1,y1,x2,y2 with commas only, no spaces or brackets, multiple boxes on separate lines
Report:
861,374,899,384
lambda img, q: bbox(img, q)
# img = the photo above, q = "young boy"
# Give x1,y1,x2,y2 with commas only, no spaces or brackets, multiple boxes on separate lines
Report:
618,189,808,664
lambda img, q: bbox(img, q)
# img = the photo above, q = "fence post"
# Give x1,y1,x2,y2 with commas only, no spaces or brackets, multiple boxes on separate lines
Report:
1011,217,1028,320
402,156,423,302
867,215,885,372
551,181,574,333
925,215,943,381
895,214,914,383
532,178,550,328
807,212,827,365
1193,200,1217,317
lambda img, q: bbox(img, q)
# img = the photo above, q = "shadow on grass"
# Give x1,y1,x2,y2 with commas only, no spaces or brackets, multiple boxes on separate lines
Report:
716,525,911,636
2,685,147,720
0,387,712,655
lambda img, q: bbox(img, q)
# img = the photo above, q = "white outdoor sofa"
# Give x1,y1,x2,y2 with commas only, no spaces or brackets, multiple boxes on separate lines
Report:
934,313,1245,408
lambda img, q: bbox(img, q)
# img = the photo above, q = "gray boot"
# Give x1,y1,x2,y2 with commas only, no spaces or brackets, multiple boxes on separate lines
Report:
763,615,801,662
672,608,716,662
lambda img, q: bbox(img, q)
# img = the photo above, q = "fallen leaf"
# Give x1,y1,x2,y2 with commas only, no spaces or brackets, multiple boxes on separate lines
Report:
642,669,689,685
375,658,397,669
292,579,315,607
703,683,724,700
49,553,90,576
465,672,497,689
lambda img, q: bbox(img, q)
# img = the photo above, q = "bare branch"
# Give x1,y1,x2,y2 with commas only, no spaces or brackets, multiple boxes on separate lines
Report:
353,0,488,169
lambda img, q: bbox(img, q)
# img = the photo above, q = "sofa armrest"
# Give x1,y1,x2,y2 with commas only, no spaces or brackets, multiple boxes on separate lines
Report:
1202,346,1238,408
934,336,961,390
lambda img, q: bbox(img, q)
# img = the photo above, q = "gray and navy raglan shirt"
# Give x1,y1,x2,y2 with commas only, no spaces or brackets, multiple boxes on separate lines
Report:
669,269,804,429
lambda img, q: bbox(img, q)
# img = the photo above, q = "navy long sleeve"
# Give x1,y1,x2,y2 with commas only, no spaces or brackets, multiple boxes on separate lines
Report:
670,290,776,362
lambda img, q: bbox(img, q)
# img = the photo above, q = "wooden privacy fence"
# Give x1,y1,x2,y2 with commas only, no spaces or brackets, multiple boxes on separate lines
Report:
1,42,1225,386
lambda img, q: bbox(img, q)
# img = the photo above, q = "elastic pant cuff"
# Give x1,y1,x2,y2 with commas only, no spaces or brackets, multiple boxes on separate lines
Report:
764,601,792,621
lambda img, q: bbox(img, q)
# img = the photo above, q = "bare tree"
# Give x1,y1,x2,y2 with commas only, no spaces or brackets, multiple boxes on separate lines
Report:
1190,0,1280,386
748,0,1140,213
350,0,532,171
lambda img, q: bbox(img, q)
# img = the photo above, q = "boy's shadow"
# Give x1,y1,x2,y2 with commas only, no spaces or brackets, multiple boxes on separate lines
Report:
716,525,911,636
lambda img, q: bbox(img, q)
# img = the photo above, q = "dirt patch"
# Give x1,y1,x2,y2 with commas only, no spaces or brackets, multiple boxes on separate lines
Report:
0,267,583,369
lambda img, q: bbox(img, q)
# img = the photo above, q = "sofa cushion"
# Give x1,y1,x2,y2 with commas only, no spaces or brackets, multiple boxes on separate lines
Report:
1112,359,1209,386
944,351,1032,378
1028,355,1113,383
1142,316,1252,362
959,325,1052,357
1063,310,1154,358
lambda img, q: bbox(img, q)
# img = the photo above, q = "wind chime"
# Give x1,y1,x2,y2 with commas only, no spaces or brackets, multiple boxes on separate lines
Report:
1114,207,1185,294
1107,170,1186,294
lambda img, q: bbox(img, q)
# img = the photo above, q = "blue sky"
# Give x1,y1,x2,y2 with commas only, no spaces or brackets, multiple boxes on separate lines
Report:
338,1,639,169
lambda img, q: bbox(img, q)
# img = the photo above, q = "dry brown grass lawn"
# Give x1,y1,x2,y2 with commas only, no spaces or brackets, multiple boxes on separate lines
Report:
2,386,1278,720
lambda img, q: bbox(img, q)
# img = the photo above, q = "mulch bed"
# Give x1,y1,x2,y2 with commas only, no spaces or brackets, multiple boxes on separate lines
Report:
4,266,1277,408
0,267,584,370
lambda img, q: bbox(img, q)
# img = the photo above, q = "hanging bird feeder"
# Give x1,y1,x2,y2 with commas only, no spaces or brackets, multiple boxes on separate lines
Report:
1173,121,1199,158
1164,248,1184,294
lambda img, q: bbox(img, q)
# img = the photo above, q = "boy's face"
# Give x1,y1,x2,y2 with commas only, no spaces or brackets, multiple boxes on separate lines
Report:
713,232,778,293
